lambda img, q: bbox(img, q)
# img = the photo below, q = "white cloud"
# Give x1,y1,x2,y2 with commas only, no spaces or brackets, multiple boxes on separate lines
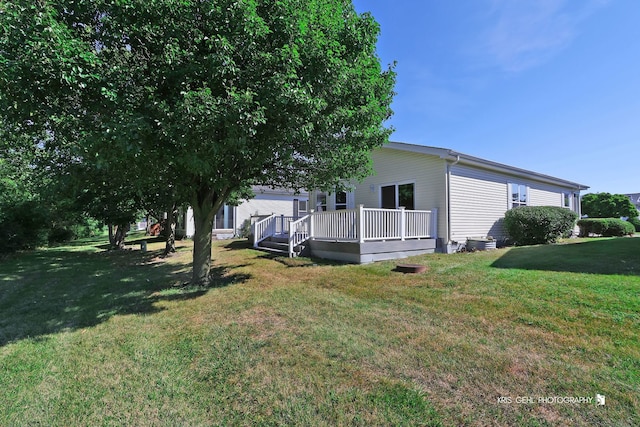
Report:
482,0,611,72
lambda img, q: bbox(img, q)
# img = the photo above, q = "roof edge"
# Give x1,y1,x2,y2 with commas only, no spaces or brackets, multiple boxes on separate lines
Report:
383,141,590,191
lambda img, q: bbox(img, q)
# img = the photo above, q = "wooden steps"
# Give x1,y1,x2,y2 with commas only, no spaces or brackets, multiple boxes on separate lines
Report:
256,234,307,257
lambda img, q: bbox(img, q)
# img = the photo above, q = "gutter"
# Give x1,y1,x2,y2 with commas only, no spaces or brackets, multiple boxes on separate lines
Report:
442,150,589,190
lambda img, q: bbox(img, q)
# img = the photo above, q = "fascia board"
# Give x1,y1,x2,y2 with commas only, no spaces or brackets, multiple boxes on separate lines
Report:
383,141,589,191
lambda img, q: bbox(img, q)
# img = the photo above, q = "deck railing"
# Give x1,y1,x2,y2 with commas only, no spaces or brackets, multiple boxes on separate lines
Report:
311,206,437,243
252,214,276,247
288,215,311,255
254,206,437,256
312,209,358,241
252,214,304,248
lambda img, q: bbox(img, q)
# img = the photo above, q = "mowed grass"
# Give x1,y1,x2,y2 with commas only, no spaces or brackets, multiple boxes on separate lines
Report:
0,235,638,426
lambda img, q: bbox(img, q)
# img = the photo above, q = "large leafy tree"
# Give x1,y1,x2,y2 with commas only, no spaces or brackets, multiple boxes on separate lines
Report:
581,193,638,219
1,0,395,284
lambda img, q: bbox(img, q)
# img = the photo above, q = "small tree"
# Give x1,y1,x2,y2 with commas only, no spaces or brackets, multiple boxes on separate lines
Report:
581,193,638,219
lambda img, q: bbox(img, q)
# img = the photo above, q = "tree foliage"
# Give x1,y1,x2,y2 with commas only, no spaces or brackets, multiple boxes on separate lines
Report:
1,0,395,283
581,193,638,219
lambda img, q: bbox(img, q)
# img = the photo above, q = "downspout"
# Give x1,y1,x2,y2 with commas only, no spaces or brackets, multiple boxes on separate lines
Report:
445,154,460,248
575,187,582,218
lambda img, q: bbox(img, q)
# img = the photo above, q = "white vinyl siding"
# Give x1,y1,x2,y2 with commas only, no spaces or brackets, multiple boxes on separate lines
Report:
529,184,573,208
449,165,510,241
353,148,448,239
449,165,581,241
235,191,308,234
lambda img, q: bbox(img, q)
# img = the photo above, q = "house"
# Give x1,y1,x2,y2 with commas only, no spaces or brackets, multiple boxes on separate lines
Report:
624,193,640,216
253,142,589,263
178,186,309,239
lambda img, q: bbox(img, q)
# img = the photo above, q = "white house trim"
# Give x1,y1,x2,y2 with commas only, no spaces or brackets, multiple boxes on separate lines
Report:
385,141,589,191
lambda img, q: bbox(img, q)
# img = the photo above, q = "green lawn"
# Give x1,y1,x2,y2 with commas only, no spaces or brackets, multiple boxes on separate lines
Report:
1,235,638,426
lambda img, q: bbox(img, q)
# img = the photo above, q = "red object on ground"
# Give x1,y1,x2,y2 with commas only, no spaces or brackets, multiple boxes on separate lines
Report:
149,223,162,236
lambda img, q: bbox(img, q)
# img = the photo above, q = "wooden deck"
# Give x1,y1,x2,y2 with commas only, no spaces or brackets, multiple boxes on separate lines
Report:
252,206,438,263
309,238,436,264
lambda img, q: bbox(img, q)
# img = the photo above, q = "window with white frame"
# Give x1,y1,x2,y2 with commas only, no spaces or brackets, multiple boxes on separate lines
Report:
293,199,308,217
214,205,234,229
316,193,327,211
562,192,572,209
380,182,415,210
335,191,347,210
510,183,528,208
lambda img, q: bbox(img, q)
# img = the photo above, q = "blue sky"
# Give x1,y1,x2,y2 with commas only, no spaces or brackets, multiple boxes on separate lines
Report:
352,0,640,194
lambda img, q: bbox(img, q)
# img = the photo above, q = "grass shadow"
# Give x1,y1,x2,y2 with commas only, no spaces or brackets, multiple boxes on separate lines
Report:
223,239,253,250
0,241,250,347
491,237,640,276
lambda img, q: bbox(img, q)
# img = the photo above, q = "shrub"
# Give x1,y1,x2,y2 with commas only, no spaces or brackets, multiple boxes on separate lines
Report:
577,218,636,237
0,200,50,253
72,216,104,238
239,218,253,239
627,216,640,233
504,206,578,246
48,216,105,245
48,227,76,244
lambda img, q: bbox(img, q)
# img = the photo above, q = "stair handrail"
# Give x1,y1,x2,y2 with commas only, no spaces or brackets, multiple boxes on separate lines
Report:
288,214,311,257
253,214,277,248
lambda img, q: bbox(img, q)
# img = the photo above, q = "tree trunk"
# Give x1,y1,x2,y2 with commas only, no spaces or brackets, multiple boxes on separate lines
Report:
108,224,115,246
191,186,226,285
113,223,130,249
145,213,151,236
163,202,177,256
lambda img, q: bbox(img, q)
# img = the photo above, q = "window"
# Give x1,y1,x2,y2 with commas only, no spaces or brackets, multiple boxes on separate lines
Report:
293,199,308,217
381,185,396,209
316,193,327,211
510,183,528,207
214,205,234,229
381,182,415,209
335,191,347,210
398,183,415,210
562,192,572,209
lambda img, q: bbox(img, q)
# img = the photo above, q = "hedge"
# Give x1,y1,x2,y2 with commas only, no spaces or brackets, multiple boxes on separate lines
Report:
504,206,578,246
577,218,636,237
627,216,640,232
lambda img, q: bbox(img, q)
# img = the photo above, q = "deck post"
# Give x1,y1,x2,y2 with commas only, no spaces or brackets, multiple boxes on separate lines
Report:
430,208,438,239
309,209,315,240
252,221,257,248
399,207,406,241
357,204,365,243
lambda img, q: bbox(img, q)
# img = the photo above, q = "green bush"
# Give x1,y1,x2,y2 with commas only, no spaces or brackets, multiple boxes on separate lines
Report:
239,218,253,239
0,200,50,253
627,216,640,233
48,226,76,244
48,216,104,244
71,216,104,238
504,206,578,246
577,218,636,237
